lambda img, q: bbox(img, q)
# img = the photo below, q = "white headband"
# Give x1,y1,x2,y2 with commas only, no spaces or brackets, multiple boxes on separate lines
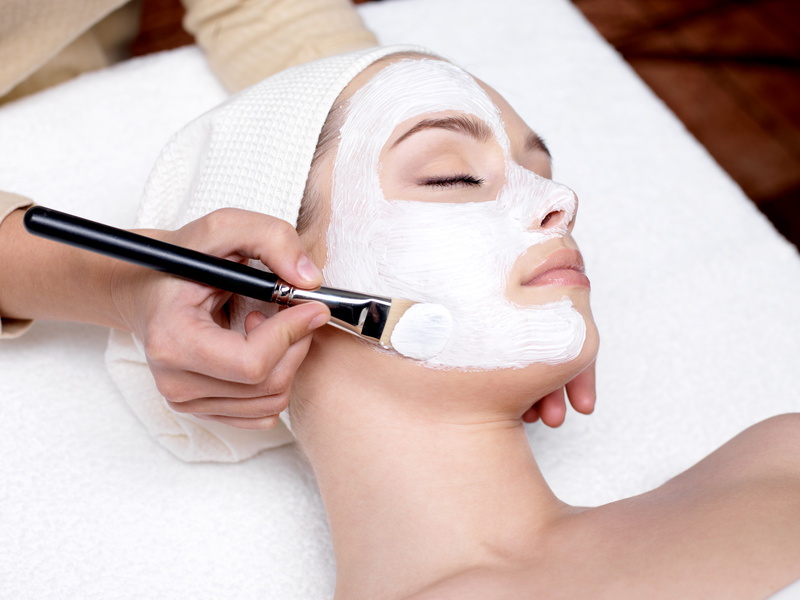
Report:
136,44,434,230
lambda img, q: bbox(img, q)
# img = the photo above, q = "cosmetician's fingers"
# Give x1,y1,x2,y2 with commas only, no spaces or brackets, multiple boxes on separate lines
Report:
167,390,291,417
522,387,567,427
185,208,323,290
159,327,313,405
521,360,597,426
161,308,326,426
521,404,540,424
564,359,596,415
149,300,328,385
193,413,283,430
190,310,327,430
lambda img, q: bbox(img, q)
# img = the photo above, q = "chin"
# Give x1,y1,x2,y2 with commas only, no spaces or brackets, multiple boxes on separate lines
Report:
412,320,598,405
511,312,598,393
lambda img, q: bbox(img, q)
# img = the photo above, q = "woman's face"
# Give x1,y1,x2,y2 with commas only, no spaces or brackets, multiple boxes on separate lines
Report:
294,59,598,420
304,58,597,382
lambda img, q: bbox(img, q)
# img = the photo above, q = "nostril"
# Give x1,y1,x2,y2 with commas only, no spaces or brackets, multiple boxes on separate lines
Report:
540,210,564,229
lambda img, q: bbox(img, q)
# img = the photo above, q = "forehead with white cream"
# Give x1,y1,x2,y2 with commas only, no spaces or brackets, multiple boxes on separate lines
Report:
323,58,585,370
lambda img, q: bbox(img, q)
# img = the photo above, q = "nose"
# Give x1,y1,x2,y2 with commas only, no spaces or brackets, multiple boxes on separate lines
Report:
530,184,578,234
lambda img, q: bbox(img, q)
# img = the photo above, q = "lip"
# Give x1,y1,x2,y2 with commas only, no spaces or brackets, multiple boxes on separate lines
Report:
522,248,590,288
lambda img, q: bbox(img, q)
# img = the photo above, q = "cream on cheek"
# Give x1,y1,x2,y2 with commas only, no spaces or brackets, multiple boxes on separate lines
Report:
324,59,585,370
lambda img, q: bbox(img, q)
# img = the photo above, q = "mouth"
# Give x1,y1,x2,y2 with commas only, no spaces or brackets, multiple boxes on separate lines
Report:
522,248,590,288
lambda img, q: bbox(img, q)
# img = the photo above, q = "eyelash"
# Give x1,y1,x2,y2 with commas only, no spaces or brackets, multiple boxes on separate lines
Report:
423,174,485,188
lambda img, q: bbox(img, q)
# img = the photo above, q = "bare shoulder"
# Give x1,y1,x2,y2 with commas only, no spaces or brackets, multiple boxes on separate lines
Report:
616,413,800,597
407,416,800,600
561,414,800,598
676,411,800,513
657,413,800,541
673,413,800,486
729,413,800,460
551,415,800,598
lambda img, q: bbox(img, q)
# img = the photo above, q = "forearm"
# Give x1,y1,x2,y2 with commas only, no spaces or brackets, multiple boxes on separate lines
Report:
0,207,132,330
182,0,378,92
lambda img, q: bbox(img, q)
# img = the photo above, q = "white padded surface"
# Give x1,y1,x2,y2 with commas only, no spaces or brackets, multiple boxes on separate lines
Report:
1,0,798,597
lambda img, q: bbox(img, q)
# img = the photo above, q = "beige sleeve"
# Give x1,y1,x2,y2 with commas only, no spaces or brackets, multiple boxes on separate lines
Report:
0,192,35,339
182,0,378,93
0,0,130,101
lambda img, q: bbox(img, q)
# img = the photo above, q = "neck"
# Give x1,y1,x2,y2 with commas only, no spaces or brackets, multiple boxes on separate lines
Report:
293,343,570,599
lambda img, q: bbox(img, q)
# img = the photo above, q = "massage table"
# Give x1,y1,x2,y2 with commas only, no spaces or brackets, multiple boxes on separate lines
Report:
1,0,798,597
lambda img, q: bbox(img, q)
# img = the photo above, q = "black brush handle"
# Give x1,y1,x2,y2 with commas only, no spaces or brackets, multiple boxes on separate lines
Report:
23,206,280,302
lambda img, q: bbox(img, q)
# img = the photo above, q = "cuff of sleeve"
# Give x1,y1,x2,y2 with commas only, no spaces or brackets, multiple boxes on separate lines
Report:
184,0,380,92
0,193,34,339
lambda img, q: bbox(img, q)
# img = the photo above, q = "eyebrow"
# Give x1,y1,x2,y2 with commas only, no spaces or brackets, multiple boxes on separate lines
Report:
391,115,493,148
525,130,551,158
391,114,553,159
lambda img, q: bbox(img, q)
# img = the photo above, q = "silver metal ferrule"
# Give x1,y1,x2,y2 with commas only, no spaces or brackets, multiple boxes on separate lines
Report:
270,280,295,306
274,279,392,343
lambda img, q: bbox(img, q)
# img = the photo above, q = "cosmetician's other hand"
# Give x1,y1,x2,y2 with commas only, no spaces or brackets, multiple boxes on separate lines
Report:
521,359,596,428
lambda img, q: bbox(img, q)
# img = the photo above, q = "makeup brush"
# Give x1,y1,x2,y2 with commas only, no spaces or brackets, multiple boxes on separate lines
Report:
24,206,451,358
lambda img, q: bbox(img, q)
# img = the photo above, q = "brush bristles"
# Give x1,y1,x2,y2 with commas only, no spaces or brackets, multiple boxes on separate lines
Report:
379,298,417,348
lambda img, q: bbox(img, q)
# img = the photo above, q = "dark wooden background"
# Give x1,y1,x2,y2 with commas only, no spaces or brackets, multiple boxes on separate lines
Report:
131,0,800,249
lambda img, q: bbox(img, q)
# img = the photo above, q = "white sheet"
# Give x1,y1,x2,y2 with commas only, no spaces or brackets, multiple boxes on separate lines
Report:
1,0,798,597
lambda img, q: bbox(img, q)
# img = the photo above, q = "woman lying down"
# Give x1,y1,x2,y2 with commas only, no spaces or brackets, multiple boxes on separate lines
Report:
118,45,800,598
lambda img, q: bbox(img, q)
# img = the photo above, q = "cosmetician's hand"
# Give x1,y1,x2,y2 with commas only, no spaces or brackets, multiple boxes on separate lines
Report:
521,359,596,427
113,208,330,430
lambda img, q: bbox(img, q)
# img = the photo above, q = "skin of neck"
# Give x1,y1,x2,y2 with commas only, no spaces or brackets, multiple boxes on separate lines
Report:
290,326,592,599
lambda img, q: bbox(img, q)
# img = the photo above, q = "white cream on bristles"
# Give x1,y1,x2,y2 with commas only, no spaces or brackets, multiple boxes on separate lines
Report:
324,58,586,369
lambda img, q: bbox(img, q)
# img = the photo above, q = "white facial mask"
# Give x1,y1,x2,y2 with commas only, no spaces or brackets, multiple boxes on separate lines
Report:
324,59,586,370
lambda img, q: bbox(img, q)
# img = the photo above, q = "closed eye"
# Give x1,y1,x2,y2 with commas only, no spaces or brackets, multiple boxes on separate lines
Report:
422,174,485,188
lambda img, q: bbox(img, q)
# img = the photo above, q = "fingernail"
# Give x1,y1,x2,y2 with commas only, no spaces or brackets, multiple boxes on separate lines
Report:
297,256,322,283
252,311,267,324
